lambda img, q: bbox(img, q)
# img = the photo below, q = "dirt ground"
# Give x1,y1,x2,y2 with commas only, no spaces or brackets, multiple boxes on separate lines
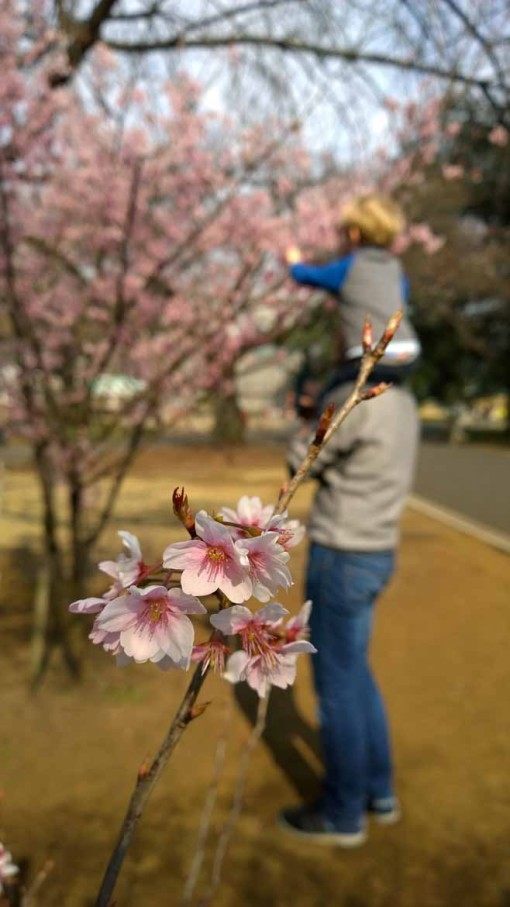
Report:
1,444,510,907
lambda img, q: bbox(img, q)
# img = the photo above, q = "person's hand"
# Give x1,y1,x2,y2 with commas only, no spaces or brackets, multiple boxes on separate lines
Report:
285,245,302,265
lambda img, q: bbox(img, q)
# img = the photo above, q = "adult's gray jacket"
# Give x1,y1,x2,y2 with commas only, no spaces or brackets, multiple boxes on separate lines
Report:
287,383,419,552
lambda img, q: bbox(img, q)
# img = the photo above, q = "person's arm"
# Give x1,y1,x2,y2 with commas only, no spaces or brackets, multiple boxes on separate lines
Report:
401,273,410,305
289,254,355,295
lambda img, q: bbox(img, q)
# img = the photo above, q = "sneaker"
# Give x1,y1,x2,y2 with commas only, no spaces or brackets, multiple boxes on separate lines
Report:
367,797,401,825
278,805,367,847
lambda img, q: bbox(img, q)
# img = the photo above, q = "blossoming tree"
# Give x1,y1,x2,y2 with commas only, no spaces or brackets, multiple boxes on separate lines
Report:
1,4,324,680
4,0,499,687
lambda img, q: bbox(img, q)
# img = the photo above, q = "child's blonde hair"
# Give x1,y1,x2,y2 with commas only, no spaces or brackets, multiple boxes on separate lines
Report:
340,193,405,248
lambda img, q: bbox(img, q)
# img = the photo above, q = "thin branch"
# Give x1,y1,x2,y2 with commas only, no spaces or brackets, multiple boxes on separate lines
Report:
440,0,507,90
22,860,55,907
89,159,143,386
181,698,232,906
200,694,269,906
105,33,497,93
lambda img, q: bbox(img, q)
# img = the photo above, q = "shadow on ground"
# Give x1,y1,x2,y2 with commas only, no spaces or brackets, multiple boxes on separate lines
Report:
235,684,322,801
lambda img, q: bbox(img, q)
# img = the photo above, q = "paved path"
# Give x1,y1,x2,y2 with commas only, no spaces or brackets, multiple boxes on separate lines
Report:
414,441,510,536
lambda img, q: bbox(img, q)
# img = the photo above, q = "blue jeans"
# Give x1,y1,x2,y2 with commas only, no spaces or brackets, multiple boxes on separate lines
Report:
306,543,396,832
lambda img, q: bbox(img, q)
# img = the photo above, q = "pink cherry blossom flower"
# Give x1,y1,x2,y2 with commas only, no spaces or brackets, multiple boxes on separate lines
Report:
191,639,230,674
69,595,107,614
89,624,123,655
488,125,508,147
442,164,464,181
212,601,316,696
210,602,288,655
219,497,305,552
266,512,306,551
93,585,205,667
284,600,312,642
0,844,19,895
446,121,462,137
98,531,147,589
423,234,446,255
70,532,146,614
236,532,292,602
162,510,252,603
223,640,316,698
220,495,275,530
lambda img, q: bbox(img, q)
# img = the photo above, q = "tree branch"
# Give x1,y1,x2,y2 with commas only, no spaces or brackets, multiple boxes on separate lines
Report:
105,33,496,93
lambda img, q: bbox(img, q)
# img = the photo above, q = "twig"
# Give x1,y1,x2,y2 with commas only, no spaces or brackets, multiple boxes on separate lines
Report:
200,694,270,907
275,310,402,514
22,860,55,906
181,698,233,906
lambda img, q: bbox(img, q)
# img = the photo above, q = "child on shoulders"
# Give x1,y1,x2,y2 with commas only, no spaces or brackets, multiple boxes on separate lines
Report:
286,193,420,406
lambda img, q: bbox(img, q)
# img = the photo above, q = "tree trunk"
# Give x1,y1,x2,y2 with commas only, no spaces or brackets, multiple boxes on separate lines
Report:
212,390,246,445
69,473,91,601
31,452,81,687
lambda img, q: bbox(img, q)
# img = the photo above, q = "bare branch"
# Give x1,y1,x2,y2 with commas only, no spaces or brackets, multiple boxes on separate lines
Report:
105,32,497,93
201,693,269,906
181,698,232,906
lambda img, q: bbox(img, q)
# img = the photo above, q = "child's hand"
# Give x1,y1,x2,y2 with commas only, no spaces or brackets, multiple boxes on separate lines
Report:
285,245,302,265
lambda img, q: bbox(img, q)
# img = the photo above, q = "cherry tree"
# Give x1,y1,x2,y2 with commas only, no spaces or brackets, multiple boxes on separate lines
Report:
2,1,490,685
0,5,324,681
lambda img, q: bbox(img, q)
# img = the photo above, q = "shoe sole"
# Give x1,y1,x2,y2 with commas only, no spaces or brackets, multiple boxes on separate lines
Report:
371,807,402,826
278,815,367,848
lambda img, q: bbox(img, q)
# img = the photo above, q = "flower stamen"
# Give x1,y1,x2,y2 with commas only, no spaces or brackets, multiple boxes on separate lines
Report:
207,546,227,562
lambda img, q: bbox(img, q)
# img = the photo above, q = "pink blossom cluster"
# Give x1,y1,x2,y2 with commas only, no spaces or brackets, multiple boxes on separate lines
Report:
0,843,19,896
209,601,314,699
69,497,313,696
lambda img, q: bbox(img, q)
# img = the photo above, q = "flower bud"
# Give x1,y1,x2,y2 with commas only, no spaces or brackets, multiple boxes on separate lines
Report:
362,317,373,353
361,382,391,401
314,402,335,445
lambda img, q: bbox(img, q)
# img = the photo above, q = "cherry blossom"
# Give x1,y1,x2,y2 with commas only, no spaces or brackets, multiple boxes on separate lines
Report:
239,532,292,602
488,125,508,147
210,602,289,650
0,844,19,896
219,496,275,530
69,596,108,615
284,600,312,642
162,511,252,603
446,121,462,137
223,640,315,698
191,639,230,675
92,585,205,668
220,496,305,553
442,163,464,181
89,624,123,656
98,532,147,589
266,513,306,551
211,603,316,696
